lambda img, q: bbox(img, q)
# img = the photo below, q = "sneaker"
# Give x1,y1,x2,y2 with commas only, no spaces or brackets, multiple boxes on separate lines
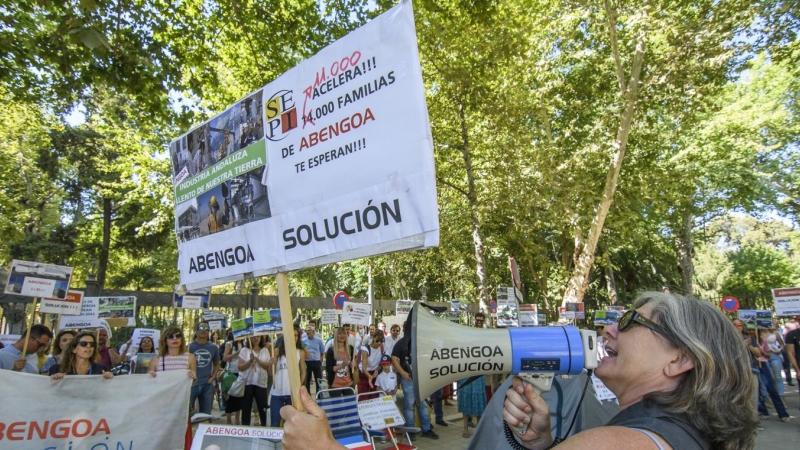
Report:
421,429,439,440
435,420,449,427
781,417,791,423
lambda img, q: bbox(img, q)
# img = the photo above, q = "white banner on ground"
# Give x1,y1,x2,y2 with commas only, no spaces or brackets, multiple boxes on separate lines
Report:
0,369,190,449
40,290,83,315
191,424,283,450
342,302,372,326
321,309,339,325
773,287,800,316
170,0,438,290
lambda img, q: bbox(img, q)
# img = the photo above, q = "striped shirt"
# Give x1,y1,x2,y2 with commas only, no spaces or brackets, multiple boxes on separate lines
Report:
156,353,190,372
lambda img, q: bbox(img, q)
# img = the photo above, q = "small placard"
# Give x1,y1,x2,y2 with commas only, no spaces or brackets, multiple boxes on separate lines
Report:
357,395,405,431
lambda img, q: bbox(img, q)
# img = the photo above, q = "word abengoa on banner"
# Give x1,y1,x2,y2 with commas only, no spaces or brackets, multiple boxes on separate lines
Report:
170,0,438,290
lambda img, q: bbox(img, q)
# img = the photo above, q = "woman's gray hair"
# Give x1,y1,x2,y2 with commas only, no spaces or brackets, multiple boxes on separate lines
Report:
634,292,758,450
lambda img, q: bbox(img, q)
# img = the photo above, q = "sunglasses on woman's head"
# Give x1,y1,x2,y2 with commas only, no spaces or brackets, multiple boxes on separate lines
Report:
167,333,183,340
77,341,97,348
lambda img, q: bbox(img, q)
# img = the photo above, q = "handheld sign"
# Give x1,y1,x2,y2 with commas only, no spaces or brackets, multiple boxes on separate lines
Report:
333,291,349,310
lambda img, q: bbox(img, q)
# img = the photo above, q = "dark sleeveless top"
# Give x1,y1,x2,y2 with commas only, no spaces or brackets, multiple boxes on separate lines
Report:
606,401,709,450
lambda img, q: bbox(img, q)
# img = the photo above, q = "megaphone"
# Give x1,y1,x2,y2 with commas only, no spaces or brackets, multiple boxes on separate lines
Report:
410,302,598,432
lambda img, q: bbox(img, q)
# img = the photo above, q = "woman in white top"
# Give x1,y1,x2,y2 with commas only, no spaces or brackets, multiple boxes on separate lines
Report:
147,326,197,381
764,328,787,396
222,335,243,425
270,323,306,427
238,335,272,426
357,330,385,397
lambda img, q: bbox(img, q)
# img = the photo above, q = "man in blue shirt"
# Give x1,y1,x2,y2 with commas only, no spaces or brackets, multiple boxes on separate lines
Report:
0,324,53,374
189,322,220,415
302,324,326,393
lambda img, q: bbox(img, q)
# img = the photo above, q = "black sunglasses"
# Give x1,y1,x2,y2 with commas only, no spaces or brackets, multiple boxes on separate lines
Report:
77,341,97,348
34,339,50,349
197,326,210,331
618,310,671,341
167,333,183,340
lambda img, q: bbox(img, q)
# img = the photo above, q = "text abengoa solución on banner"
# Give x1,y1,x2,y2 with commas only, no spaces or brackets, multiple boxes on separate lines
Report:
169,0,438,290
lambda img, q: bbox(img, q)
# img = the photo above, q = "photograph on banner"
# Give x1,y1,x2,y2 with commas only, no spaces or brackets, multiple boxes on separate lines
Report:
604,305,625,312
396,300,412,317
565,302,585,319
737,310,773,328
174,289,211,309
0,334,20,348
254,309,282,335
172,0,439,291
40,290,83,315
519,304,538,326
232,317,254,340
133,353,157,374
203,309,228,330
594,310,622,326
98,296,136,320
191,424,284,450
342,301,372,326
4,259,73,299
772,287,800,316
321,309,339,325
496,296,519,327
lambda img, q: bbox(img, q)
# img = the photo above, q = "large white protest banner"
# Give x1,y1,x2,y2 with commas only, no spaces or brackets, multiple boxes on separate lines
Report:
170,0,438,290
773,287,800,316
0,370,190,449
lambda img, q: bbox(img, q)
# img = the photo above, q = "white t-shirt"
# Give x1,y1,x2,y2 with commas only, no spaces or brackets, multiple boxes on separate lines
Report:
360,344,384,372
271,349,301,396
375,370,398,400
384,335,400,357
238,347,270,388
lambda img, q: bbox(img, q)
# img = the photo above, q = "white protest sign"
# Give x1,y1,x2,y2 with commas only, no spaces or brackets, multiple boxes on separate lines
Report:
321,309,339,325
342,301,372,326
209,320,223,331
191,424,283,450
519,304,538,326
395,300,412,317
357,395,406,431
592,374,617,402
130,328,160,352
4,259,73,300
59,297,99,329
451,299,460,311
97,296,136,326
183,295,203,309
171,0,439,291
40,290,83,315
496,287,519,327
0,334,20,348
0,369,190,450
773,287,800,316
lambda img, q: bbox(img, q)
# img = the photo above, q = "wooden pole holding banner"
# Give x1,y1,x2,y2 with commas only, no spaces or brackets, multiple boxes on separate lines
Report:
276,272,304,411
20,297,39,360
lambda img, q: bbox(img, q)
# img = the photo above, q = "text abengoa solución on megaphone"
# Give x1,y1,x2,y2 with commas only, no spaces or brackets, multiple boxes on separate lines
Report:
408,302,598,407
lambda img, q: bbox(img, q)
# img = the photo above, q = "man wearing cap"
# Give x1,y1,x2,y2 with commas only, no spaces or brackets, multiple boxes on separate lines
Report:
303,324,325,394
0,325,53,373
190,322,221,415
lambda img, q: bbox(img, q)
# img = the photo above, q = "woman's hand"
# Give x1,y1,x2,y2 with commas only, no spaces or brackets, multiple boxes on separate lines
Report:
502,377,554,450
102,371,114,380
148,370,157,377
189,370,197,382
51,373,65,381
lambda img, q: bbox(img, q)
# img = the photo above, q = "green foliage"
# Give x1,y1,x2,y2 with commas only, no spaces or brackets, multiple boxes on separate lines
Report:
721,244,798,296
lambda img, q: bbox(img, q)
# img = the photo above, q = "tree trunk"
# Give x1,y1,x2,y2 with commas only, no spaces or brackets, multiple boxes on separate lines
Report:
605,264,618,305
97,197,112,292
459,103,490,314
675,209,695,295
562,2,649,305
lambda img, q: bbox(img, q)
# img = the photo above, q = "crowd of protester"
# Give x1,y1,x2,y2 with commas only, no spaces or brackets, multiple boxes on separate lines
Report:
2,309,797,449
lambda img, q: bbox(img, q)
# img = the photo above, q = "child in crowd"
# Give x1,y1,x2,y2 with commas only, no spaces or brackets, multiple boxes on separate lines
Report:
373,355,397,401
